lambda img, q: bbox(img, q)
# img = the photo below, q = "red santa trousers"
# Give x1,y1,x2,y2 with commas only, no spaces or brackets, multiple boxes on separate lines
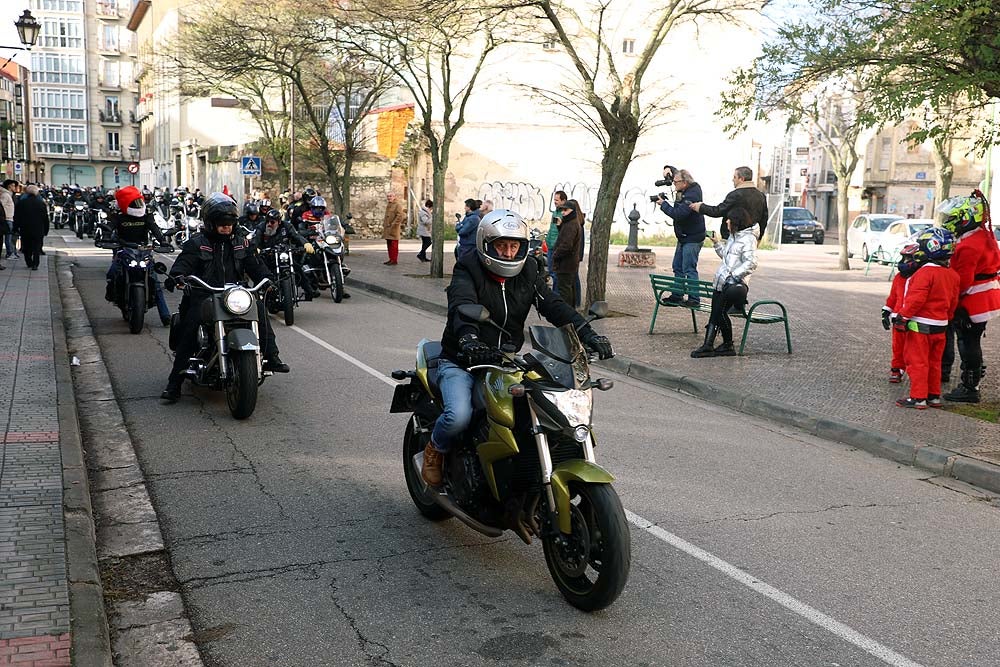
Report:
891,329,906,370
904,331,946,399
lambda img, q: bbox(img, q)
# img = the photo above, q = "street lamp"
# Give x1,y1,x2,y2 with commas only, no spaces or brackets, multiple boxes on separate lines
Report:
65,147,74,186
127,144,137,186
1,10,40,68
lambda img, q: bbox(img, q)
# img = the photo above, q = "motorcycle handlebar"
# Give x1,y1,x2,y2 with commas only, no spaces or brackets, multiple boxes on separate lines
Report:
176,275,271,293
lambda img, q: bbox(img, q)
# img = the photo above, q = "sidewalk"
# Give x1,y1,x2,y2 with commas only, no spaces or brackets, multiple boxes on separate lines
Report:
343,239,1000,490
0,256,108,666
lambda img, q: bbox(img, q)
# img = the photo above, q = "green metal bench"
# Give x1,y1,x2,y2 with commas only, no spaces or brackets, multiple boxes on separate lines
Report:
648,274,792,355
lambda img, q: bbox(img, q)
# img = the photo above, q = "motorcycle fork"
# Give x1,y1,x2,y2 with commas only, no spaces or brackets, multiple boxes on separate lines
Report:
251,321,263,377
528,402,560,532
323,253,332,286
215,321,229,379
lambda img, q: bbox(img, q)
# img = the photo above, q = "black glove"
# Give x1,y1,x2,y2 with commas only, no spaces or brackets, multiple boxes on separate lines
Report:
881,310,891,331
458,333,499,367
581,330,614,360
164,276,183,292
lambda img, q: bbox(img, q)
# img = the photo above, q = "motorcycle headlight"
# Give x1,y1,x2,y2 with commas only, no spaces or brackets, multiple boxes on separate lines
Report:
541,388,593,427
127,260,139,267
54,206,62,212
223,288,254,315
278,252,291,261
138,260,148,269
325,234,341,246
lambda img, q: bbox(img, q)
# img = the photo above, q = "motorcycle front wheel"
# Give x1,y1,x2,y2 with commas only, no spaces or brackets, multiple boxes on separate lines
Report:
281,278,295,326
332,261,344,303
127,285,146,334
402,418,449,521
542,483,630,612
226,350,259,420
76,219,84,239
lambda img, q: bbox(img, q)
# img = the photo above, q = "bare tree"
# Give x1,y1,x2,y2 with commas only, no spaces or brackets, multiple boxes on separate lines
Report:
511,0,765,304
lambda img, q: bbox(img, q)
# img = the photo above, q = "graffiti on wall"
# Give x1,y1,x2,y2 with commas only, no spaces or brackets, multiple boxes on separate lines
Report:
476,181,547,220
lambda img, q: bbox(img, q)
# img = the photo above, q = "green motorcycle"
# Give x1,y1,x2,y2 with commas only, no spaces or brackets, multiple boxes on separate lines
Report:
390,302,630,611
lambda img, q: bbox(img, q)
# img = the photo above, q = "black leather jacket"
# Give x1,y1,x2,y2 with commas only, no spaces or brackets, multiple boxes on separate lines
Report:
109,211,167,246
169,231,272,292
441,253,589,364
251,220,308,250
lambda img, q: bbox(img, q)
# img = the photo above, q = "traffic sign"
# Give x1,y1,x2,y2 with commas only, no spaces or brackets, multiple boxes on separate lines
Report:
13,162,22,174
241,156,262,177
127,162,139,175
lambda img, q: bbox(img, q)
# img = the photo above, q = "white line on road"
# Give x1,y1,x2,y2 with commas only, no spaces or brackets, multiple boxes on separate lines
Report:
284,324,925,667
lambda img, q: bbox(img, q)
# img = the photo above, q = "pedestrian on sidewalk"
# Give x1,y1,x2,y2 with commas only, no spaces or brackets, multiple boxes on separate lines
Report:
12,185,48,271
455,198,482,260
937,191,1000,403
657,169,706,306
417,199,433,262
883,244,921,384
546,190,567,288
552,199,582,308
893,228,960,409
1,179,18,262
382,191,405,265
691,207,757,358
689,166,768,241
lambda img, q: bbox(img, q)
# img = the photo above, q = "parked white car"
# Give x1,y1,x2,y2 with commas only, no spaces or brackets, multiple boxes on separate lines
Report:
878,218,935,259
846,214,904,260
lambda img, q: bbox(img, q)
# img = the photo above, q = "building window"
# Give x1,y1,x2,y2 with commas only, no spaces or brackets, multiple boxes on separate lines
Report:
32,122,88,155
105,96,119,117
30,0,84,11
100,25,119,51
31,87,86,120
622,38,635,55
30,53,85,85
107,131,120,153
878,136,891,171
39,17,84,49
100,60,120,88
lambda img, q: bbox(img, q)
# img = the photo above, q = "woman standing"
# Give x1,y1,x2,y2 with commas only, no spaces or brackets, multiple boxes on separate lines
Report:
691,207,758,358
416,199,433,262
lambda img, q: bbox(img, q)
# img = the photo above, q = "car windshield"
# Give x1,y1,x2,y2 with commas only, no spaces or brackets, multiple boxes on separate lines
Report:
908,223,932,235
869,217,902,232
783,209,813,221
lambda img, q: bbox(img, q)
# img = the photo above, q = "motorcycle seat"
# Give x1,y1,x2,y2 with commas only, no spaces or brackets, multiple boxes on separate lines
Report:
422,341,443,394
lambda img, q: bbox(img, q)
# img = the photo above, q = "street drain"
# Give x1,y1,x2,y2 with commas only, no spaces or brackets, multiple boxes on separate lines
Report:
99,551,179,602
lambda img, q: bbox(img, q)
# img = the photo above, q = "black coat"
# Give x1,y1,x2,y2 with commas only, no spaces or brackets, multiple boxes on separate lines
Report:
699,184,768,240
442,252,587,363
13,194,50,239
658,182,706,244
169,232,272,290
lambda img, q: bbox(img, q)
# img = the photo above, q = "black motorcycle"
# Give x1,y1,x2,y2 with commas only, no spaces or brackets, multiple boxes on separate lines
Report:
98,239,174,334
303,217,350,303
261,242,299,326
528,228,551,286
167,275,272,419
70,200,91,238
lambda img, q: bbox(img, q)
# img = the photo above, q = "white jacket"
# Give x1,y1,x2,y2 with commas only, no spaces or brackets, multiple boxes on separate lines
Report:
712,227,758,290
0,187,14,225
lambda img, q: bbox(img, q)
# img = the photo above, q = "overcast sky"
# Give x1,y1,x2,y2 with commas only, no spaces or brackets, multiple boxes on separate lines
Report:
0,5,34,68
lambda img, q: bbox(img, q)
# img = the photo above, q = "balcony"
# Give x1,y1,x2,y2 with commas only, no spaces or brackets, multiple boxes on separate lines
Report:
97,76,121,90
96,38,121,55
98,109,122,125
96,0,122,19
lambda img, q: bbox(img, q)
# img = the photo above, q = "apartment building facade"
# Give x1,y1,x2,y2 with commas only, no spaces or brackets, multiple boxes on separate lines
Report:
0,61,33,181
28,0,140,188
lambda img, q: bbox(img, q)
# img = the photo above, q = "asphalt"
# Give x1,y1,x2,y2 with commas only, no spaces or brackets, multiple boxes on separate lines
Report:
342,238,1000,494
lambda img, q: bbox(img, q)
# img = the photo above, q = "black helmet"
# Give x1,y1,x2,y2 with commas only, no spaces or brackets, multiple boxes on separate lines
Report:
200,192,238,236
303,187,317,200
245,203,260,217
265,208,282,223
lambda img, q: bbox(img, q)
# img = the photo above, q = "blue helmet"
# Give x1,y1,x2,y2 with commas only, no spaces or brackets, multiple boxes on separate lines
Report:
914,227,956,264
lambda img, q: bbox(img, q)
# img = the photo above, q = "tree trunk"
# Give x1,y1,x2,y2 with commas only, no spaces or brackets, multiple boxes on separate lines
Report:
586,137,635,306
836,175,851,270
931,138,954,220
430,153,448,279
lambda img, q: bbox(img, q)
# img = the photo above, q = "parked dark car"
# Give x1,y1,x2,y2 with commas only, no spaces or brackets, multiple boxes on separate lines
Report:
781,207,824,244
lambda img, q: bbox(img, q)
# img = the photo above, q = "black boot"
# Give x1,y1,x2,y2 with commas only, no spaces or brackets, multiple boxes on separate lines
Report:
944,369,981,404
691,324,719,358
264,354,290,373
105,280,115,302
160,374,183,403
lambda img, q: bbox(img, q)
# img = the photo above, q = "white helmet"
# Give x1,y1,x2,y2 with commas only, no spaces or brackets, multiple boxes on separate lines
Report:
476,209,529,278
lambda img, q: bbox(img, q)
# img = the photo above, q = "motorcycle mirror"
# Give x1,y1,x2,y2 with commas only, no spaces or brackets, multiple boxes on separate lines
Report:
457,304,491,323
588,301,609,319
153,262,168,275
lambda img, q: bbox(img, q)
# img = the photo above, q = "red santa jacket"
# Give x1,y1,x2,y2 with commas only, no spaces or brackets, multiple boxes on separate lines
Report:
951,226,1000,323
898,264,960,328
883,273,907,316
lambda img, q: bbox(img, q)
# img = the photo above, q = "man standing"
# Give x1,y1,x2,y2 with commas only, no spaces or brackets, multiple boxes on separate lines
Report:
12,185,49,271
382,191,405,265
552,199,582,307
546,190,568,287
657,169,706,305
1,179,18,264
690,166,768,240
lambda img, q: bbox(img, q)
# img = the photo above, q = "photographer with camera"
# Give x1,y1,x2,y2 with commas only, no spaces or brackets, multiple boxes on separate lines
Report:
690,166,768,241
655,169,706,306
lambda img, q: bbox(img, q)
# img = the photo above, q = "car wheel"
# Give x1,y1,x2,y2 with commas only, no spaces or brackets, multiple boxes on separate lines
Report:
815,235,824,245
862,243,870,261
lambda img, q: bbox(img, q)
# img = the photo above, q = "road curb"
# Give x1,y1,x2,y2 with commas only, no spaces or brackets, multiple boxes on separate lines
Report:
350,280,1000,495
49,258,114,667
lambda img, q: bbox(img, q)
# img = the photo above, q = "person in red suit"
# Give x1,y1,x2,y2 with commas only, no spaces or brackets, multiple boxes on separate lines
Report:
938,191,1000,403
882,245,921,383
894,228,960,409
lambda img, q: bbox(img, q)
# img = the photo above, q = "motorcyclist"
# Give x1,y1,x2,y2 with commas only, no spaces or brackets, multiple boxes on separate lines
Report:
252,208,319,300
239,203,262,232
299,196,351,299
290,187,316,229
102,185,173,325
160,192,289,402
420,209,615,487
938,191,1000,403
183,194,200,219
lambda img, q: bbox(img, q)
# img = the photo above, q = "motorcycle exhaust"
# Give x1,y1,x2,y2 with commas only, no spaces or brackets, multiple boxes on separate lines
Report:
412,452,503,538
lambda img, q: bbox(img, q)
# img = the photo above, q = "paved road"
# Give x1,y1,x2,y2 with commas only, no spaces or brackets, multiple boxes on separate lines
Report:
59,232,1000,667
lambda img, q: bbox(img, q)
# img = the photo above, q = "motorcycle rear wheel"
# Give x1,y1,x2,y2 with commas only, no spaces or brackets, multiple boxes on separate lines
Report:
542,483,630,611
226,351,259,420
402,418,449,520
127,285,146,334
281,279,295,326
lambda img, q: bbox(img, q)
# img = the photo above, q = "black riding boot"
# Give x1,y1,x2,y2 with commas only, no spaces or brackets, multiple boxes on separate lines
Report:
944,368,981,403
691,324,719,358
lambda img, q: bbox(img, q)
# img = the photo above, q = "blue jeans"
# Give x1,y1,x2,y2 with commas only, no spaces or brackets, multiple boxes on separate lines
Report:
107,259,171,322
4,232,16,257
672,241,702,303
431,359,475,452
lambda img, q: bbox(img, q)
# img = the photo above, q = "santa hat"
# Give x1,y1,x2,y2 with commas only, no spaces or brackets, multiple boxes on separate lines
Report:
115,186,143,215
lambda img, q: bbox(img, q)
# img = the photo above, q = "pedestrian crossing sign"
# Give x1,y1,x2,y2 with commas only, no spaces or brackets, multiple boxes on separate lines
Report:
241,156,262,177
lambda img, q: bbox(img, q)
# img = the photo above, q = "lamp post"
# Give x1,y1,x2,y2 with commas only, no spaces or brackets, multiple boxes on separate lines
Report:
65,148,75,186
127,144,137,186
1,10,40,68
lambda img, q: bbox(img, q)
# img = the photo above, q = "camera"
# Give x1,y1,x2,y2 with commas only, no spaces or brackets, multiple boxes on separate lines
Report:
649,193,668,203
654,178,671,188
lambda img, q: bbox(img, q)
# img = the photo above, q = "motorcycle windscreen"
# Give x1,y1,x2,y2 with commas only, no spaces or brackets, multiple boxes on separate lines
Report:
527,324,589,390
